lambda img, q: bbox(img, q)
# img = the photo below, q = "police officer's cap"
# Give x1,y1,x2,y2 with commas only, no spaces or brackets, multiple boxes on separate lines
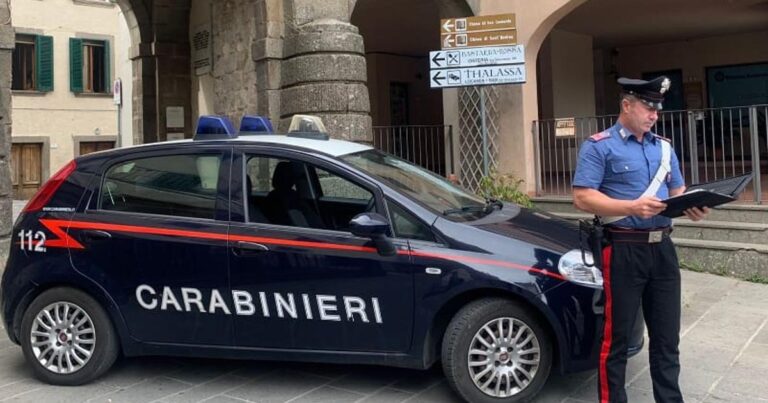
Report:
618,76,671,110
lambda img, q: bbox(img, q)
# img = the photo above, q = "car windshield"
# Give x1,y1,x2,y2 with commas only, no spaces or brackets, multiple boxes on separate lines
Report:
342,150,489,220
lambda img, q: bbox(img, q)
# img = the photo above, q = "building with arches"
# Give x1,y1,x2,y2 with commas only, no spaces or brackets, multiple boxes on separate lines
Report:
2,0,768,266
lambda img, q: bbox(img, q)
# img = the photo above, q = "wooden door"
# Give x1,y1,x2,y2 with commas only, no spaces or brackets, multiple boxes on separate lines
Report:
79,141,114,155
10,143,43,200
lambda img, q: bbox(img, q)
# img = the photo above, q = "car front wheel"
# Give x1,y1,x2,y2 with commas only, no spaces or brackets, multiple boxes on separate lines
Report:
442,298,553,403
20,287,119,385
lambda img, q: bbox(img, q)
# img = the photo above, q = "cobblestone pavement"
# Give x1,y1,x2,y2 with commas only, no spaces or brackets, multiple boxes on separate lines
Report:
3,203,768,402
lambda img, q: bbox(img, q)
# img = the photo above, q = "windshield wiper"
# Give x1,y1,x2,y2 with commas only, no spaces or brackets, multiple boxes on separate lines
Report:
485,198,503,213
442,205,487,216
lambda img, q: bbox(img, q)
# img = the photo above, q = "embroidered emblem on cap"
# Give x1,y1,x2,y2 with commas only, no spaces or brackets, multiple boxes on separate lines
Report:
660,78,671,94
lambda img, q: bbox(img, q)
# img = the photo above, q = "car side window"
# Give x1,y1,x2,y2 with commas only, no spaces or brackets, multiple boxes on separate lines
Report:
244,155,374,231
99,154,222,219
386,199,436,242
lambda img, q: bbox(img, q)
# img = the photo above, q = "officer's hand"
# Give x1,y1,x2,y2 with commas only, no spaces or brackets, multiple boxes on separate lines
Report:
631,196,667,219
683,206,710,222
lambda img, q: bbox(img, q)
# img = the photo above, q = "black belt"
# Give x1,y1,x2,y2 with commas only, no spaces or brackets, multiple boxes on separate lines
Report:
605,227,672,243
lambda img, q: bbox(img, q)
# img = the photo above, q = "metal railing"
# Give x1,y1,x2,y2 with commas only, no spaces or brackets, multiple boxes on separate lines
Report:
372,125,454,177
534,105,768,204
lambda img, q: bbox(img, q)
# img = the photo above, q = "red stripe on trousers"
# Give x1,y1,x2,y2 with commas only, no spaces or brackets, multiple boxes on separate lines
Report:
599,245,613,403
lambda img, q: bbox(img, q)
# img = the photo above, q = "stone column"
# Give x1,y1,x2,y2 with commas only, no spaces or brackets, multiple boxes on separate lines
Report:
281,0,371,142
0,4,13,270
131,43,158,144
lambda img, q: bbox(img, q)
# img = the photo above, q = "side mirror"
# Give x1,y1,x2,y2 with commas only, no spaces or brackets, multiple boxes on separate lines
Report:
349,213,397,257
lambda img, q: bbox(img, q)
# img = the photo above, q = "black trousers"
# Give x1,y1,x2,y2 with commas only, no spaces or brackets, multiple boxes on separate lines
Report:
597,236,683,403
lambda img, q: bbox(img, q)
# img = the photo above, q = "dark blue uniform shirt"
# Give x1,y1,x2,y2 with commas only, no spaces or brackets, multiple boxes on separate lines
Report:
572,122,685,229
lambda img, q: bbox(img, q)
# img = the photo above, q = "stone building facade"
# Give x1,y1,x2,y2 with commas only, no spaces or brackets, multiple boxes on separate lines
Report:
1,1,12,266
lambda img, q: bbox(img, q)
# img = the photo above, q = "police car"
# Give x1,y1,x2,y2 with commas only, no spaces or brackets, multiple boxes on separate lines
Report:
1,115,643,403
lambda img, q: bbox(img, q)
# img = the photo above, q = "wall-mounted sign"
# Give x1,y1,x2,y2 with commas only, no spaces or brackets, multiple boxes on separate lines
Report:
440,14,516,34
192,22,212,76
430,65,526,88
441,29,517,49
555,118,576,137
112,78,122,105
430,45,524,69
166,106,185,129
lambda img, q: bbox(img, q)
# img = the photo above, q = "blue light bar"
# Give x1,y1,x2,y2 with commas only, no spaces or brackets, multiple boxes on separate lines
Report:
239,115,274,134
194,115,237,140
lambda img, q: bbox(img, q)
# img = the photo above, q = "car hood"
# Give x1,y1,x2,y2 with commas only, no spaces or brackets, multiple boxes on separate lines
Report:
469,204,582,255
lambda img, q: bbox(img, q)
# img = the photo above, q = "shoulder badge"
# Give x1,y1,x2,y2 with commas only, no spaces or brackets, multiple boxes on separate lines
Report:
588,131,611,142
653,134,671,143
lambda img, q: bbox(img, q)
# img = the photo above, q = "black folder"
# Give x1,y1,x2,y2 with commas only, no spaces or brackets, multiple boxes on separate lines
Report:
660,173,753,218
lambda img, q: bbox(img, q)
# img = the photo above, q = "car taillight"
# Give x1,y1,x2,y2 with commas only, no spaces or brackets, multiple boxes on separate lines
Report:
22,159,78,213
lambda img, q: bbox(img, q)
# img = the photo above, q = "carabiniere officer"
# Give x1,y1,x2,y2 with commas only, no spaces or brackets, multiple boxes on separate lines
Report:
572,76,709,403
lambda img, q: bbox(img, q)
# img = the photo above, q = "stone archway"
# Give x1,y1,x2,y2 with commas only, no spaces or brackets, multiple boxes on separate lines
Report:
113,0,157,145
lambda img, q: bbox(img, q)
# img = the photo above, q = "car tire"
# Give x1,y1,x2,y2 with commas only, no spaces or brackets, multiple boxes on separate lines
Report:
20,287,119,385
442,298,553,403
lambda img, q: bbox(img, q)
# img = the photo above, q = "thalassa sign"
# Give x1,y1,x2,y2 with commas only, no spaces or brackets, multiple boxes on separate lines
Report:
430,65,526,88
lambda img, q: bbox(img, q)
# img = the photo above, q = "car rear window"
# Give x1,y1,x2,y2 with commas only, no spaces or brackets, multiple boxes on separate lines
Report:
99,154,222,219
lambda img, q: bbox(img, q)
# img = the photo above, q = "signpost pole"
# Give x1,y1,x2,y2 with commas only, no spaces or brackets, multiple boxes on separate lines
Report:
480,86,489,176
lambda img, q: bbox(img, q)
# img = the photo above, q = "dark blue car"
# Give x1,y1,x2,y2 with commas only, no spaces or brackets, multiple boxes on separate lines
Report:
1,116,642,403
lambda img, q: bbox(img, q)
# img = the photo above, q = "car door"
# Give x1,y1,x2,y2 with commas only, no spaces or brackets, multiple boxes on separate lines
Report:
228,148,416,353
68,146,233,345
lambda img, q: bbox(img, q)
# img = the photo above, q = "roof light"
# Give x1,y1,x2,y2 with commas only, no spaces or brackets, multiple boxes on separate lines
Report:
239,115,274,134
194,115,237,140
288,115,327,133
287,115,330,140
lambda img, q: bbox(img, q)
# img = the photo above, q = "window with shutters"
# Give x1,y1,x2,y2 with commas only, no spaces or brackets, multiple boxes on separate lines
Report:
12,34,53,92
70,38,110,94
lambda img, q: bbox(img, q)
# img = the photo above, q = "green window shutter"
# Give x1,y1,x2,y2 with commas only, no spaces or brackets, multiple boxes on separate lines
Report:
35,35,54,92
69,38,83,93
102,39,111,93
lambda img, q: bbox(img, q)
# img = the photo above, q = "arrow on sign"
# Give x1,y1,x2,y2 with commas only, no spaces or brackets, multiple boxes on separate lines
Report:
431,52,446,67
443,35,454,48
442,19,454,32
432,71,445,86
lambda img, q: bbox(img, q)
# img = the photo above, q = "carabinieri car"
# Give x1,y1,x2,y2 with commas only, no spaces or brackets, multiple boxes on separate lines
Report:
2,115,643,403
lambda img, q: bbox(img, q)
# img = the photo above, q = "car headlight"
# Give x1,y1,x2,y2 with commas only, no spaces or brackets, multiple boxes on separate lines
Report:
558,249,603,289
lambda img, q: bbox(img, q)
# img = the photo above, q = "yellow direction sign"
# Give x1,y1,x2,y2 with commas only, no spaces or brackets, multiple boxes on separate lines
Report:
440,14,516,34
441,29,517,49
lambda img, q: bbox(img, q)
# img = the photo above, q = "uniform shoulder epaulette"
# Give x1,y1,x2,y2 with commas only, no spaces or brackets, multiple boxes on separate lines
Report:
588,131,611,142
653,134,672,143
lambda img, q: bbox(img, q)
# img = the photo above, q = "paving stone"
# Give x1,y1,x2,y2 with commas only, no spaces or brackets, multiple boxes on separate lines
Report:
387,368,444,394
99,358,186,388
403,380,463,403
0,380,43,401
357,387,413,403
165,359,247,385
4,380,118,402
704,389,768,403
684,320,761,350
162,374,251,403
224,370,328,403
532,371,594,401
0,349,34,385
732,343,768,370
94,376,190,403
327,367,401,395
288,385,363,403
679,340,740,373
196,396,247,403
754,325,768,345
629,364,721,401
712,365,768,398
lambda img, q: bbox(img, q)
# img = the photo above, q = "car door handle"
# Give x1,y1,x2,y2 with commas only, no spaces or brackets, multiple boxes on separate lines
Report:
80,230,112,242
233,241,270,256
